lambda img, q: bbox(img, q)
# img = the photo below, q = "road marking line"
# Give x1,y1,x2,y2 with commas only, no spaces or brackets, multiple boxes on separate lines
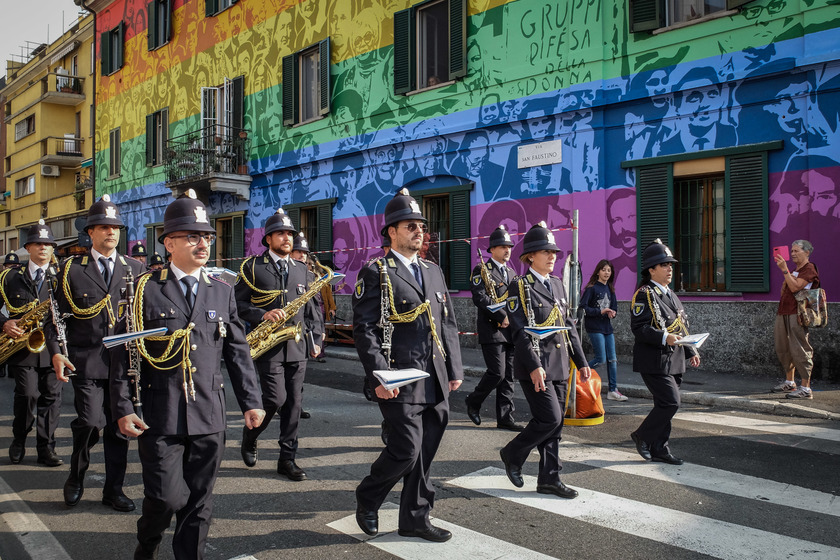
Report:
0,476,73,560
677,412,840,442
450,468,840,560
328,502,555,559
559,442,840,517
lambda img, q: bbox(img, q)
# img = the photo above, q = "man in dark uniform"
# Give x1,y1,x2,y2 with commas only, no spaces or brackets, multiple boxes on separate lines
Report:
1,221,63,466
465,225,522,431
149,253,165,271
629,239,701,466
131,243,148,267
353,189,464,543
111,189,265,560
499,222,590,498
4,252,21,270
235,209,322,480
49,195,145,511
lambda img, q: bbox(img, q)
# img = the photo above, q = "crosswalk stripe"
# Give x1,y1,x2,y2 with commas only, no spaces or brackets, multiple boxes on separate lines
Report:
449,468,840,560
328,502,555,559
0,476,73,560
559,442,840,518
677,412,840,442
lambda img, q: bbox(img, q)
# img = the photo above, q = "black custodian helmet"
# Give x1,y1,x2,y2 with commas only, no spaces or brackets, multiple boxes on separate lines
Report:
4,252,20,266
487,225,514,250
262,208,297,246
520,221,559,254
150,252,165,266
24,219,56,246
381,188,425,236
641,238,678,271
292,232,310,253
85,194,125,231
131,243,148,257
158,189,216,242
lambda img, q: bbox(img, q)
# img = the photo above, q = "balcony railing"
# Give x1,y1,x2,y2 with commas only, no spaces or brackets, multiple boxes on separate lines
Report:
41,72,85,106
43,136,84,158
164,124,251,185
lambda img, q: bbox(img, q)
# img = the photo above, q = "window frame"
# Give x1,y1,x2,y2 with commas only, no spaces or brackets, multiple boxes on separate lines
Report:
205,0,238,18
109,127,122,177
15,175,36,198
208,211,245,270
14,115,35,141
100,22,125,76
148,0,173,51
629,0,755,33
282,38,331,127
283,198,336,256
145,108,169,167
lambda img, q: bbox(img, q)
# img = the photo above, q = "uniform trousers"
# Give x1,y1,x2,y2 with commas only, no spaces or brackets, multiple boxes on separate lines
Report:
635,373,682,454
502,379,568,485
774,314,814,382
466,342,515,422
135,431,224,560
70,378,128,495
10,364,62,452
356,399,448,531
249,360,306,460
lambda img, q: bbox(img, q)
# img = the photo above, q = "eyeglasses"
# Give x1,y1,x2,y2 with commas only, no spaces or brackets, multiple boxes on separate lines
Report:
169,233,216,246
399,223,428,233
743,0,784,20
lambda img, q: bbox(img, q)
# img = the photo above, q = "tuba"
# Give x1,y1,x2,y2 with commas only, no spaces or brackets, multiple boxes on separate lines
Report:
246,258,343,360
0,274,50,364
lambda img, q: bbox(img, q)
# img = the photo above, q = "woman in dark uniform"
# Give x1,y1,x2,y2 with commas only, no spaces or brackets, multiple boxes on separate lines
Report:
499,222,590,498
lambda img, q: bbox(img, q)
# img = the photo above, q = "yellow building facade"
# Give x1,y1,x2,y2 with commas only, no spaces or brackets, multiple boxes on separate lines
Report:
1,14,95,256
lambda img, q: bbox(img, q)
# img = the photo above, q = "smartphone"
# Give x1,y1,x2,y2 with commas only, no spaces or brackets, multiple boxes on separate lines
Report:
773,246,789,261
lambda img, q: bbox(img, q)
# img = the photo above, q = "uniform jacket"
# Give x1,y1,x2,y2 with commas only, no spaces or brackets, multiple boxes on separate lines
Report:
234,252,323,363
109,267,262,436
470,261,514,345
352,255,464,404
0,265,54,367
630,281,699,375
507,272,588,381
45,252,145,379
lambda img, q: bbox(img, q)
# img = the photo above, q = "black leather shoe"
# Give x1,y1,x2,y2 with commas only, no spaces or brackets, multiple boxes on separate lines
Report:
355,505,379,536
465,398,481,426
37,450,64,467
630,431,652,461
8,440,25,464
496,420,524,432
536,482,579,499
651,452,684,465
277,459,307,481
63,478,84,507
241,427,257,467
102,493,136,512
500,448,523,488
380,420,390,446
300,410,311,419
398,525,452,543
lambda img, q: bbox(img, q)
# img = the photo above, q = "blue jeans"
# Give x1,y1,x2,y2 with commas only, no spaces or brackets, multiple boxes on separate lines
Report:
587,332,618,392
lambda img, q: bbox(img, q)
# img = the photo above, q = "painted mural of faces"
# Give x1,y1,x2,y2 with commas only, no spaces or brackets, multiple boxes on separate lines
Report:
763,78,813,150
607,189,637,256
274,9,294,55
679,78,724,128
479,93,501,126
646,69,672,109
329,0,356,59
464,134,491,176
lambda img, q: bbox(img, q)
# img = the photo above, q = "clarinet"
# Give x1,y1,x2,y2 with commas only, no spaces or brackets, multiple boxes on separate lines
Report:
120,269,144,421
46,257,74,377
377,260,394,368
523,280,541,358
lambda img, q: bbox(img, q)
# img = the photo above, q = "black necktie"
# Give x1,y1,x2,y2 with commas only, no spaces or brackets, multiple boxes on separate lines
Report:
99,257,111,286
544,278,552,295
34,268,44,293
181,276,197,311
411,262,423,289
500,266,508,284
277,259,288,287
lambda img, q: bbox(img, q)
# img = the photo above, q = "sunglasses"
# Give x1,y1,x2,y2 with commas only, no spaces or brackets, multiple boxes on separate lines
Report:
400,223,428,233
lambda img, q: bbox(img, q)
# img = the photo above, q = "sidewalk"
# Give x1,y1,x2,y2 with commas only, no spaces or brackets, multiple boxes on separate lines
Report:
325,345,840,421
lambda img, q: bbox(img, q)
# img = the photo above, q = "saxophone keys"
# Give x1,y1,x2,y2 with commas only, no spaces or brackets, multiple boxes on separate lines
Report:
218,321,227,338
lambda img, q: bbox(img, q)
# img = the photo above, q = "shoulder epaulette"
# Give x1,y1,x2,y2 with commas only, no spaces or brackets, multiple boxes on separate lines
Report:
418,258,430,268
201,271,212,285
386,257,397,269
81,256,89,266
118,255,127,266
525,273,535,284
159,268,169,282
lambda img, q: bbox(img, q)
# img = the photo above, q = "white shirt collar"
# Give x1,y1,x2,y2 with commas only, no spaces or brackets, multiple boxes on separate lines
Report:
390,249,418,270
268,250,290,265
90,247,116,264
168,263,202,283
650,279,669,295
27,260,48,277
529,268,550,284
491,258,507,270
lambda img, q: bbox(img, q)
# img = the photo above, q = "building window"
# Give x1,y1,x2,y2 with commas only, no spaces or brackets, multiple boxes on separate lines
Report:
201,76,244,137
285,199,336,258
146,108,169,166
393,0,467,95
109,128,121,177
631,149,772,292
209,213,244,270
14,115,35,141
282,39,331,126
205,0,236,17
15,175,36,198
100,22,125,75
630,0,756,32
148,0,172,50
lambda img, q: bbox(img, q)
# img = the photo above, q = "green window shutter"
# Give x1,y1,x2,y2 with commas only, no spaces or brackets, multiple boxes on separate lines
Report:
146,227,156,257
116,22,125,70
629,0,664,33
282,53,297,126
163,0,172,44
448,0,467,80
145,113,154,166
232,76,244,129
147,1,157,50
635,165,673,272
205,0,218,17
393,8,415,95
161,108,169,164
726,0,756,9
319,38,331,116
449,189,470,290
287,207,301,231
231,214,245,270
725,153,768,292
315,201,333,253
100,31,111,75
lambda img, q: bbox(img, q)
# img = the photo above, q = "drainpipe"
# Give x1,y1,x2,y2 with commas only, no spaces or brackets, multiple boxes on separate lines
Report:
74,0,96,193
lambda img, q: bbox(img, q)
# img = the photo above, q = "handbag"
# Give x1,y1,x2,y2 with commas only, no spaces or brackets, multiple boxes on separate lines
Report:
794,288,828,328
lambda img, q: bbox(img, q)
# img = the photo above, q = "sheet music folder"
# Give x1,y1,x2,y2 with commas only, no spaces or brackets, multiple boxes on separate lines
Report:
372,368,430,390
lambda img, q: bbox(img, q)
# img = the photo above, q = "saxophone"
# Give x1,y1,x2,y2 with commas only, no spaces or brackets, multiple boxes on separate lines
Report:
0,268,50,365
246,258,336,360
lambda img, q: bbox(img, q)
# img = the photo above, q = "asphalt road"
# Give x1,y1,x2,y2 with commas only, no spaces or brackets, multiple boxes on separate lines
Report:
1,356,838,560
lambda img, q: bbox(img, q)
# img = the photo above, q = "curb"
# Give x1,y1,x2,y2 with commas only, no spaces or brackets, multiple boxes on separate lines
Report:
324,347,839,421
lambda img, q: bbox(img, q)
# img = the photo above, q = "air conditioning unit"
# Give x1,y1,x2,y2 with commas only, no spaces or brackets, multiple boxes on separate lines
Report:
41,164,60,177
